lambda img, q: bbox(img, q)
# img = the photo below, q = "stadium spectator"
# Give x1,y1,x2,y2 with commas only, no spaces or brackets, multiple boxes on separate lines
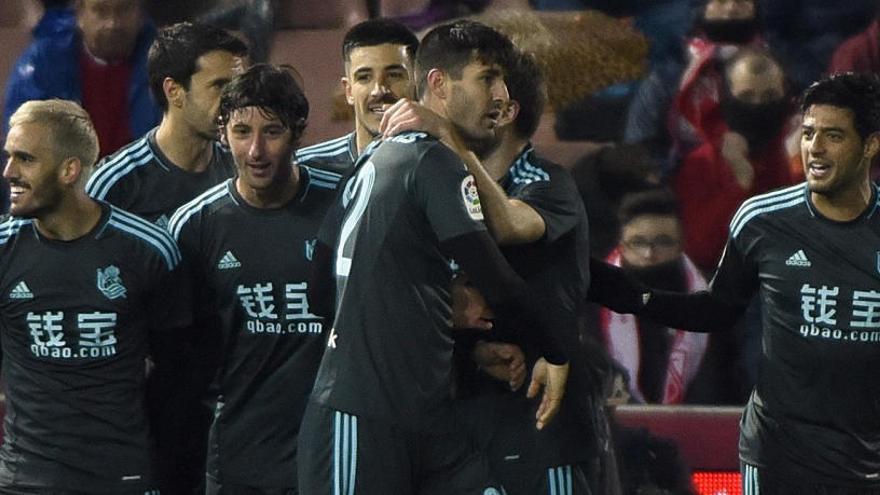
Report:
624,0,762,177
673,49,796,271
4,0,160,158
598,190,709,404
761,0,876,92
827,10,880,76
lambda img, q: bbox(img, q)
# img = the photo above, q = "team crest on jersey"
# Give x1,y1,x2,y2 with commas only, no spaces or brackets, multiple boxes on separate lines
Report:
461,175,484,221
305,238,317,261
97,265,127,300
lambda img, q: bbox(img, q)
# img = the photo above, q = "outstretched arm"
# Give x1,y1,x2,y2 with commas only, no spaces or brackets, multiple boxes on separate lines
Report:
588,257,746,332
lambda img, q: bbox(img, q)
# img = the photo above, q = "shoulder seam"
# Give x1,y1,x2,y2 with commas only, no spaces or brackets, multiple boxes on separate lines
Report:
730,184,805,239
86,139,153,199
107,208,181,269
168,181,231,240
0,218,33,246
296,134,351,155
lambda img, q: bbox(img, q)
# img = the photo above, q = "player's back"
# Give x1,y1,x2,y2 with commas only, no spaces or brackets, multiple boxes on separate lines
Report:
312,132,487,432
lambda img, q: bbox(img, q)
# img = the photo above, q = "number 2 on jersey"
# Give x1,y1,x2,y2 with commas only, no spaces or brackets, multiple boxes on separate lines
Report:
336,161,376,277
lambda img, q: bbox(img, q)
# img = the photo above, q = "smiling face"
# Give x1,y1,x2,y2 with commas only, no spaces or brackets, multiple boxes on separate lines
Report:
343,43,413,144
226,106,295,200
445,58,508,152
3,122,65,219
801,104,873,199
179,50,246,141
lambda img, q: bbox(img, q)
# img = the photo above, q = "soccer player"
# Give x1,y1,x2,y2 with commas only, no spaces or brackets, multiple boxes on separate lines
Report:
168,63,331,494
591,72,880,493
85,21,248,226
0,99,189,493
298,20,571,495
295,18,418,176
453,51,598,495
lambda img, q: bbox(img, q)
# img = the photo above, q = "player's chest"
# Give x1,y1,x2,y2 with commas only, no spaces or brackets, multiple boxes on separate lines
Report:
757,229,880,339
201,214,322,307
0,251,147,361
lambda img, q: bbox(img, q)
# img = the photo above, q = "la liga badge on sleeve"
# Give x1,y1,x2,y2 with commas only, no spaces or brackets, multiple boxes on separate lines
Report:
461,175,484,221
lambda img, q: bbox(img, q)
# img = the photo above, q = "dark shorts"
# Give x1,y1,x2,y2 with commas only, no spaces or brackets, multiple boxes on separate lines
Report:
493,463,591,495
205,476,296,495
458,394,593,495
297,400,501,495
0,487,160,495
742,463,880,495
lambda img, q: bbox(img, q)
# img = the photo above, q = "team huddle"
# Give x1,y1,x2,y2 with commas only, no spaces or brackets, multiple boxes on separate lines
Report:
1,11,880,495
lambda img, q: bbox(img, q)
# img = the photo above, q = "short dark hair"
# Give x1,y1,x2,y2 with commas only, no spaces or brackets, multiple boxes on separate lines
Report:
800,72,880,141
617,189,680,227
504,51,546,139
342,19,418,65
415,20,515,99
218,64,309,143
148,22,248,111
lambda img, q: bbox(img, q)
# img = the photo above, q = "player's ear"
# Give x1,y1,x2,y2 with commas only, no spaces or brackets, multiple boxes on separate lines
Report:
58,156,82,186
864,132,880,162
219,125,229,147
164,77,184,109
498,100,519,127
426,69,447,99
341,77,354,106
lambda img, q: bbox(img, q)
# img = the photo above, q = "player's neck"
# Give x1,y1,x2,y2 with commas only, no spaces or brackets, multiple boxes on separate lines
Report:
355,125,375,156
482,137,528,181
811,180,873,221
235,165,301,209
156,117,215,173
35,194,102,241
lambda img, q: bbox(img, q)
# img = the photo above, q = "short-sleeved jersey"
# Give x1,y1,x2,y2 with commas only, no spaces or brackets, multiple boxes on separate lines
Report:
310,132,488,431
85,128,236,226
499,146,591,314
168,167,336,488
0,204,189,492
295,132,357,176
714,182,880,486
461,146,594,468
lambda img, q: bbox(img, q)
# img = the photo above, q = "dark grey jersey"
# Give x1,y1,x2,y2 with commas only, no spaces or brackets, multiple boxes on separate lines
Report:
311,132,488,431
0,204,189,492
461,146,594,468
168,168,336,488
716,183,880,485
499,146,590,314
85,128,236,226
295,132,357,177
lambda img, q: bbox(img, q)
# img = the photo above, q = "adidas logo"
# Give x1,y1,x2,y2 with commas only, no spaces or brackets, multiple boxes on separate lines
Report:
9,281,33,299
785,249,812,267
218,251,241,269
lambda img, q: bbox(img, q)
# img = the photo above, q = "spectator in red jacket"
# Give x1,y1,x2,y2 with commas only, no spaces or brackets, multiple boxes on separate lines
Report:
674,48,796,271
828,11,880,75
